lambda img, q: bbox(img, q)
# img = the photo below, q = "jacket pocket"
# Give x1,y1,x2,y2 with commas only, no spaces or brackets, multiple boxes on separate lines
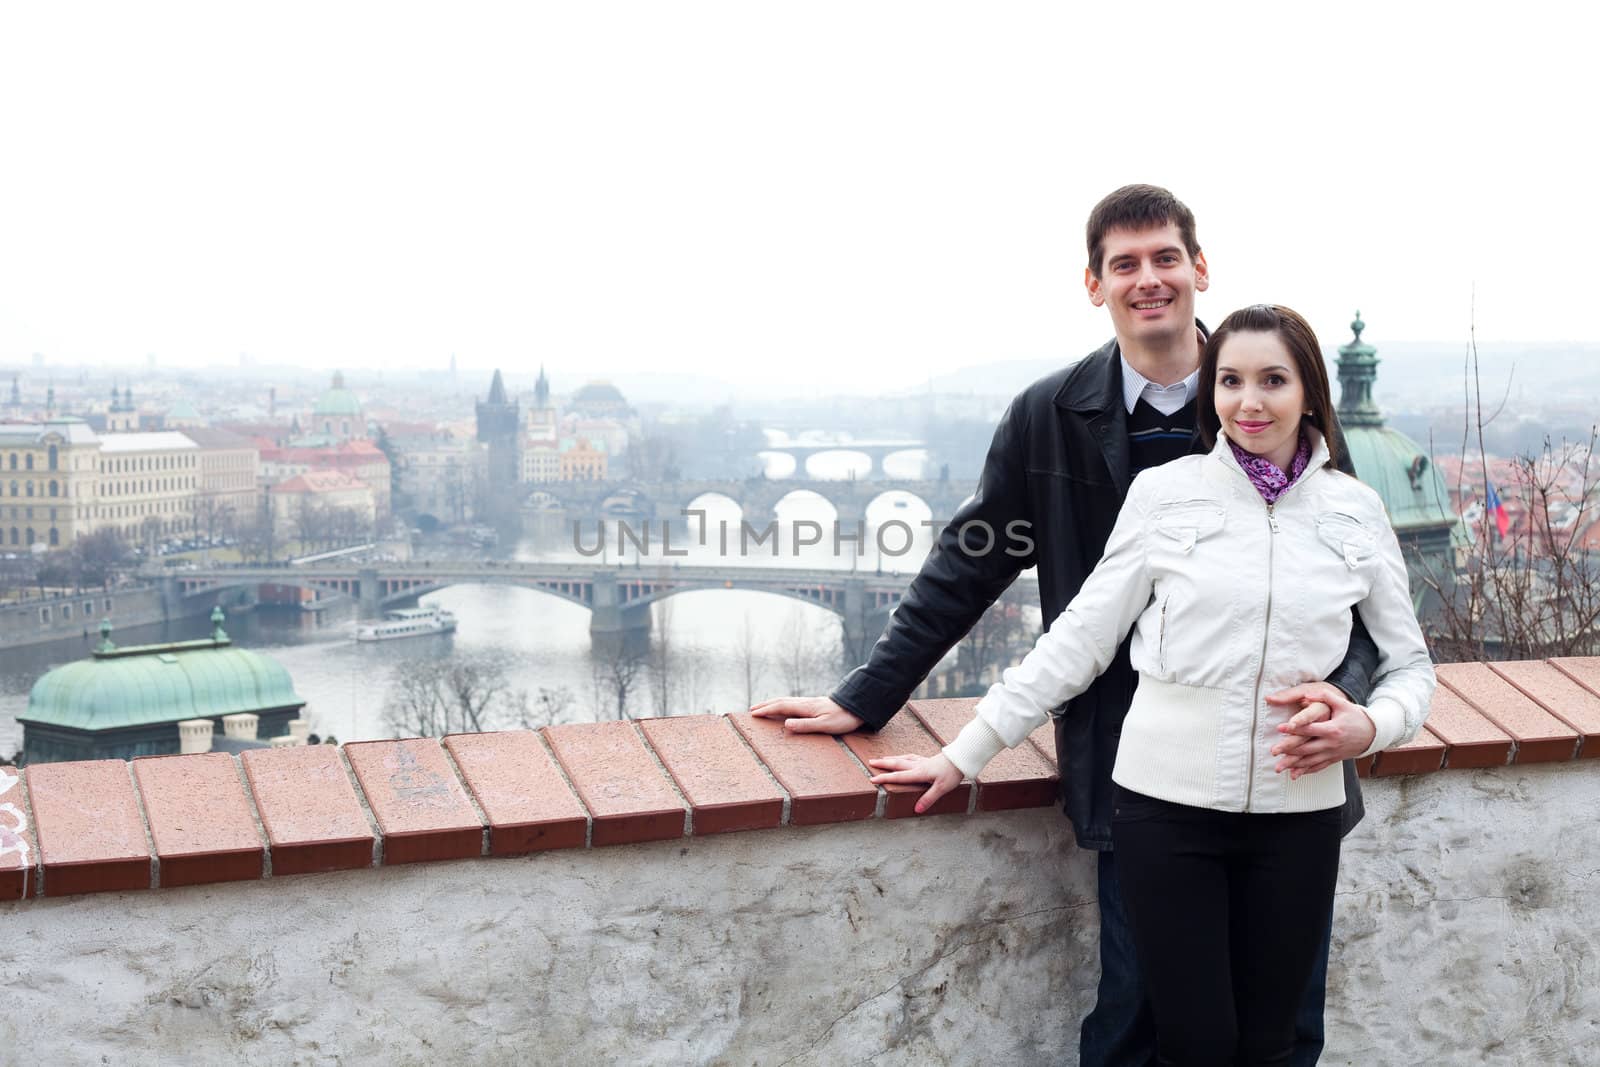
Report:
1158,594,1170,674
1152,500,1225,555
1316,511,1377,569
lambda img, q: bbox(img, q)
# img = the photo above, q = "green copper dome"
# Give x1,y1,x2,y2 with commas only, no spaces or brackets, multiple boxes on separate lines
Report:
313,370,362,418
19,615,304,732
1343,426,1455,533
1336,311,1457,532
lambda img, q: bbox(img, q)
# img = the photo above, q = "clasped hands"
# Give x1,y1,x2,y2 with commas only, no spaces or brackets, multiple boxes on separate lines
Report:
750,680,1376,812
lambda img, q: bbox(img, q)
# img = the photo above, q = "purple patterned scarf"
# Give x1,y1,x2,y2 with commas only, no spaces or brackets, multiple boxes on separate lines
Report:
1229,432,1312,503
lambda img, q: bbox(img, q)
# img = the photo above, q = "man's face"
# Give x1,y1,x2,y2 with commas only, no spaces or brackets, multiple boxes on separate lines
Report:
1084,222,1209,349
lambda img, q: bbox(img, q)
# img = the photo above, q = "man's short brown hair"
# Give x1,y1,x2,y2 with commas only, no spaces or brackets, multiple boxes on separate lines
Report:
1085,184,1200,278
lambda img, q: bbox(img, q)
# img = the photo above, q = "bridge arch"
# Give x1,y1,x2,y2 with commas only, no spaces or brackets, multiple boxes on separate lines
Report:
684,491,743,523
880,448,929,479
801,449,872,480
864,489,933,528
756,450,798,479
772,489,839,527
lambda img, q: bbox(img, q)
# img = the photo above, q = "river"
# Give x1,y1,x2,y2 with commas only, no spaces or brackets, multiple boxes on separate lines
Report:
0,449,965,758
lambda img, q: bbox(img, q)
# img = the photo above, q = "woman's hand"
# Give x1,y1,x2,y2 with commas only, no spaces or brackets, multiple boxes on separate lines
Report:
1267,681,1377,779
867,752,963,814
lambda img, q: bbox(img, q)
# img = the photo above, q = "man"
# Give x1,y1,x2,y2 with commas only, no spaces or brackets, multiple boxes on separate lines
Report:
752,184,1380,1066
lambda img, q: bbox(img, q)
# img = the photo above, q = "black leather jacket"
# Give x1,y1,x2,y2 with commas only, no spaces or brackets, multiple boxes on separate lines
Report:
831,333,1379,850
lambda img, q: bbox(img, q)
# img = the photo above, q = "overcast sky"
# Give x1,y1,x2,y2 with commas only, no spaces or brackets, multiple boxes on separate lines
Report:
1,2,1591,393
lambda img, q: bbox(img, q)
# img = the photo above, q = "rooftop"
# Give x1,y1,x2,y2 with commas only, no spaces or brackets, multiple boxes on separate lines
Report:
19,613,304,733
98,431,198,453
272,470,368,494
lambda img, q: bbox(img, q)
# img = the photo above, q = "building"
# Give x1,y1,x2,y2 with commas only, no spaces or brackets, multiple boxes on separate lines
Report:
475,370,520,504
1336,311,1460,614
184,427,262,534
520,440,562,484
259,439,390,519
104,387,138,432
17,609,306,764
390,431,488,523
270,470,376,542
558,436,608,481
526,365,558,442
569,380,632,419
164,399,204,430
310,371,365,444
95,431,201,543
0,418,101,550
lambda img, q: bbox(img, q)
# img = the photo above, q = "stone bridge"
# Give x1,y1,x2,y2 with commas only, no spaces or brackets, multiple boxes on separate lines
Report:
155,561,1039,663
754,438,925,477
522,477,978,530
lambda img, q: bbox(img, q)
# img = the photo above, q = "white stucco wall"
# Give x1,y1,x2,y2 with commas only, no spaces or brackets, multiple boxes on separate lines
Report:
1,762,1596,1065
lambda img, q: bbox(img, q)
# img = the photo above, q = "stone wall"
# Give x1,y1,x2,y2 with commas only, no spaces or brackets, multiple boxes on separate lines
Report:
0,581,242,650
0,585,161,646
0,768,1596,1064
2,661,1598,1064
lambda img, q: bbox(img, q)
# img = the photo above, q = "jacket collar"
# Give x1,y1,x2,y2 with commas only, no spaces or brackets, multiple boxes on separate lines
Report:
1054,321,1209,498
1052,319,1211,415
1212,425,1333,484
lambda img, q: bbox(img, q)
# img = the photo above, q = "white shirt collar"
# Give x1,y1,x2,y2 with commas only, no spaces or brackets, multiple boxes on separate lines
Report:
1119,355,1199,416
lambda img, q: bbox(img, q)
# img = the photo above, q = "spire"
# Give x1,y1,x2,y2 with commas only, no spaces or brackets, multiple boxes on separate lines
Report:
534,364,550,409
487,369,508,405
10,374,19,406
331,370,345,391
46,382,55,415
1335,310,1384,429
124,386,133,409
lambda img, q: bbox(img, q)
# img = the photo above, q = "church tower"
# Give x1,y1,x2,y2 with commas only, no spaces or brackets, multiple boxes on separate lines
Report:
1336,311,1459,616
476,369,521,502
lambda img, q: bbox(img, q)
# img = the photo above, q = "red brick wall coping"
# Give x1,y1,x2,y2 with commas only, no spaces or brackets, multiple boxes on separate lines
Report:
2,657,1597,902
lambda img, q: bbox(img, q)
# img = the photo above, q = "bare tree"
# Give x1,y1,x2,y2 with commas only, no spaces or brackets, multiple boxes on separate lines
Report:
72,528,131,588
193,495,233,546
1421,432,1600,662
1415,300,1600,662
645,599,676,717
591,636,648,719
954,584,1035,692
235,513,277,563
382,652,532,737
735,611,768,708
139,515,164,553
774,606,834,695
293,500,328,554
523,686,576,728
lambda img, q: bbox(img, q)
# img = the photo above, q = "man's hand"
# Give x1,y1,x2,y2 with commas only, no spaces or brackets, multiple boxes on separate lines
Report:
749,696,864,735
1265,681,1377,779
867,753,963,815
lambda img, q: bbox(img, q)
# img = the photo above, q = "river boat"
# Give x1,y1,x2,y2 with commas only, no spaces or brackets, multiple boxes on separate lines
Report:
354,606,457,642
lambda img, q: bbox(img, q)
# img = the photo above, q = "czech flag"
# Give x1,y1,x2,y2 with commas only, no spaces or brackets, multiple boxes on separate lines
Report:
1486,484,1510,538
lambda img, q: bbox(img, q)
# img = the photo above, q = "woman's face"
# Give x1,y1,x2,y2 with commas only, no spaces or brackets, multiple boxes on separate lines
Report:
1213,329,1306,472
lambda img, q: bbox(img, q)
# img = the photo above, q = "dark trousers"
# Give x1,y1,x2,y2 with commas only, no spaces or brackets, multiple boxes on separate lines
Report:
1096,788,1342,1067
1080,851,1337,1067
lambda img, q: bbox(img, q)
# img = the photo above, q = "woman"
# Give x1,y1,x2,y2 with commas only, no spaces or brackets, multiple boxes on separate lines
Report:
869,304,1435,1065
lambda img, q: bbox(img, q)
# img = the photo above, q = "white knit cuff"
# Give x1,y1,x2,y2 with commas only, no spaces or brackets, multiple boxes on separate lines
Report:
942,716,1008,779
1358,698,1408,758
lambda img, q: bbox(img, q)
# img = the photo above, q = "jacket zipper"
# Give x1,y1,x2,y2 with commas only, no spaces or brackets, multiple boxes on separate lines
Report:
1158,594,1170,675
1247,500,1278,810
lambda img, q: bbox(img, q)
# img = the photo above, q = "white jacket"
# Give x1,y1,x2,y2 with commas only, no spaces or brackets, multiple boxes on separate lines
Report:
943,430,1436,814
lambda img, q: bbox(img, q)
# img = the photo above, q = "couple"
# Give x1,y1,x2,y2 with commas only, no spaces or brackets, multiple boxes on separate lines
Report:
753,185,1435,1066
